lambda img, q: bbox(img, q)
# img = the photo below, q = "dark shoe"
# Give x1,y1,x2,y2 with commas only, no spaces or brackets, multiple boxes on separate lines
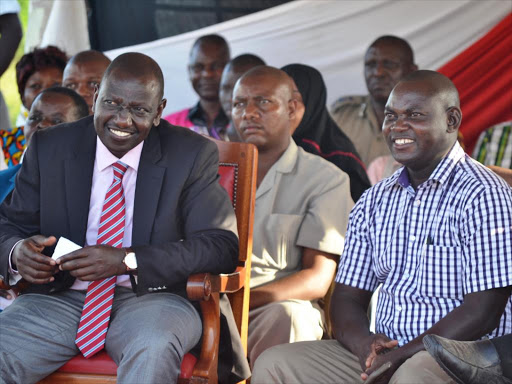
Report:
423,334,512,384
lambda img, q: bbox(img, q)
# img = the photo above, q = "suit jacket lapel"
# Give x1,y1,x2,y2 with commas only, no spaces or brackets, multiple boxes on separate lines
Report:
64,119,97,246
132,127,165,246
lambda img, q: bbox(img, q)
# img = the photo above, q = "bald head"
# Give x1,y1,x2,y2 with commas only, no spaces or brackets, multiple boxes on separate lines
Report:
384,70,462,184
398,70,460,108
232,66,298,154
67,50,111,67
369,36,415,66
220,54,266,118
229,54,265,72
191,34,230,58
104,52,164,100
365,35,417,104
188,34,230,102
62,50,112,113
237,66,295,100
93,52,167,159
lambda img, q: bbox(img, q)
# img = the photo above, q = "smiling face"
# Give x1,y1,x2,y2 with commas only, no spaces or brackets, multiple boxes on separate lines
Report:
22,66,63,109
63,60,110,114
364,41,416,104
93,69,165,159
383,81,458,175
231,73,295,153
24,92,79,142
188,42,229,102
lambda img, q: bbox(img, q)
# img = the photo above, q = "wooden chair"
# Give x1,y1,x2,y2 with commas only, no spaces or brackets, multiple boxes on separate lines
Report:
1,139,258,384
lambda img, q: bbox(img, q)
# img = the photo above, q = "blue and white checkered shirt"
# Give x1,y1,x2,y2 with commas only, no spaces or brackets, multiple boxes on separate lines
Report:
336,142,512,345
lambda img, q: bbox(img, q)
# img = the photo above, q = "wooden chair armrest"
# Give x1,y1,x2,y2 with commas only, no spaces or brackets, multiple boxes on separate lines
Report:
217,266,246,293
186,266,246,301
184,266,247,383
0,277,30,294
185,274,220,383
0,277,10,290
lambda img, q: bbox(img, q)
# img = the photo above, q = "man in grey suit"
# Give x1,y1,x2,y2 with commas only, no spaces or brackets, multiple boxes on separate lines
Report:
0,53,239,383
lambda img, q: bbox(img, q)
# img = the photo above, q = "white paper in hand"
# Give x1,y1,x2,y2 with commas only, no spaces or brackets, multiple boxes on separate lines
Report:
52,237,82,261
0,289,16,310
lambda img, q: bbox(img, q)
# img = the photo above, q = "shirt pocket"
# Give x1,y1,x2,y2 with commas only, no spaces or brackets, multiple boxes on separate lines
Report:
263,213,304,270
418,244,463,299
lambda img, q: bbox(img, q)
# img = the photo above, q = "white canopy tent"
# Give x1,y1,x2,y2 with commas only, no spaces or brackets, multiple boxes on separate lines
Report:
30,0,510,116
105,0,510,115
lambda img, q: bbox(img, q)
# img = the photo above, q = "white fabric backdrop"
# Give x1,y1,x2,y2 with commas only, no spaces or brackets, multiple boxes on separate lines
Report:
104,0,508,116
26,0,90,55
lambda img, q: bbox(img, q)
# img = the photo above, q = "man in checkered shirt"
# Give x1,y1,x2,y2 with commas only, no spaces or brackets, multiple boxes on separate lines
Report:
252,70,512,384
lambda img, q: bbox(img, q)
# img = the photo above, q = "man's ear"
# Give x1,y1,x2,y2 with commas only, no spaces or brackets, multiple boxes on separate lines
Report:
446,106,462,133
153,98,167,126
290,99,305,135
92,84,100,114
288,98,298,119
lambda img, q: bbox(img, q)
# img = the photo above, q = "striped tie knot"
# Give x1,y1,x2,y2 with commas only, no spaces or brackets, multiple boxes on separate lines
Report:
113,161,128,180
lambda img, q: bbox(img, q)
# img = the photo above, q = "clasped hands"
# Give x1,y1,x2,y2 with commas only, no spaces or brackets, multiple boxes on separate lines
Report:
11,235,126,285
358,333,404,384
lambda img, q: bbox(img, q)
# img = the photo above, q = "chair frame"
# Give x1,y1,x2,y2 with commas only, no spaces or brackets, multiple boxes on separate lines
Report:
1,139,258,384
179,139,257,383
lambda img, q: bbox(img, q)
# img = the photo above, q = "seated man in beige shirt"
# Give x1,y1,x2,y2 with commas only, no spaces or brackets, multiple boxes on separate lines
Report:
231,66,354,367
330,35,417,167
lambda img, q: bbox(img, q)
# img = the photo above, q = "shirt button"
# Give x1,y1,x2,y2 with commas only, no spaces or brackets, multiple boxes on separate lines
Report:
414,200,421,207
410,235,416,242
397,305,402,311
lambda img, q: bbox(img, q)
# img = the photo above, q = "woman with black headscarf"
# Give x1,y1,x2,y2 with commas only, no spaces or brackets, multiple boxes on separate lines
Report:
282,64,371,201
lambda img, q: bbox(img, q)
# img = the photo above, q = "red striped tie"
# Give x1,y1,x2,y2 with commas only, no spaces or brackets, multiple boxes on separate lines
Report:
75,161,128,358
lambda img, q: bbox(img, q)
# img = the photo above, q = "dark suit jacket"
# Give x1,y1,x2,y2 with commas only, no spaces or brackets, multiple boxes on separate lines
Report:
0,115,250,382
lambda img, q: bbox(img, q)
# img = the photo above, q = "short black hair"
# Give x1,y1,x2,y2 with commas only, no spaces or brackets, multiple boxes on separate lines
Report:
229,54,266,71
369,35,415,64
16,45,68,102
104,52,165,100
68,50,111,66
38,86,89,119
191,34,230,57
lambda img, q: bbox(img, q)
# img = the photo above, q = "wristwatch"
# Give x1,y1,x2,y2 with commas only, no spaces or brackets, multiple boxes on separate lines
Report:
123,248,137,273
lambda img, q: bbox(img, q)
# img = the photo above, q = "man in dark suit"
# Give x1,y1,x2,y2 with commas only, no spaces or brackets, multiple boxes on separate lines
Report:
0,53,239,383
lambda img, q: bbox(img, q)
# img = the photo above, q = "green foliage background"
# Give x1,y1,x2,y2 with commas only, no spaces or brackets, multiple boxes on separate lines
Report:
1,0,29,127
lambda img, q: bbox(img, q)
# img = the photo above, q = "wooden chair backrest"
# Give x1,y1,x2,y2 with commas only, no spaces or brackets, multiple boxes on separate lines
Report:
210,138,258,353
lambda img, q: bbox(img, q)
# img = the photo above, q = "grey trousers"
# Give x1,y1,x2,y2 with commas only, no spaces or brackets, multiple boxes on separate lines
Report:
248,300,323,368
0,287,202,384
252,340,454,384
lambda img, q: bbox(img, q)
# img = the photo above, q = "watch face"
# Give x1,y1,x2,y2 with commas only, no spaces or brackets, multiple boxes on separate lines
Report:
125,252,137,269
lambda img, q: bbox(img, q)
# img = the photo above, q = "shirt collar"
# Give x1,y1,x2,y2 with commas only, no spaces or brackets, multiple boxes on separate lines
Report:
95,136,144,172
273,138,298,174
255,138,296,198
187,101,229,130
391,141,465,190
429,141,465,184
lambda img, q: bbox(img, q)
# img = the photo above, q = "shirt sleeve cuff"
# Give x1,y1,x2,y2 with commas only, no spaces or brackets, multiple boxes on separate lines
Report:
8,239,23,286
